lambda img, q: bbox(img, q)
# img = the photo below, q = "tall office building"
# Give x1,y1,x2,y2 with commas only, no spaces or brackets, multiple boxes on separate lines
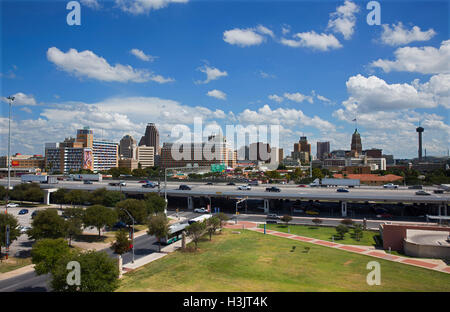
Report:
299,136,311,154
139,123,160,155
136,146,155,168
76,127,93,148
317,142,330,160
92,140,119,172
119,135,137,159
351,129,362,157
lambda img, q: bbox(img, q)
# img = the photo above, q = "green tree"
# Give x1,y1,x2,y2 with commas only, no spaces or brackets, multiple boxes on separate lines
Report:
65,190,88,207
206,216,221,241
83,205,117,237
52,188,69,208
186,221,206,250
89,188,124,207
116,199,147,225
280,215,292,226
144,193,166,215
110,229,131,255
31,238,72,275
28,209,67,240
312,168,324,180
50,250,119,292
216,212,229,229
353,224,364,241
0,213,20,254
0,185,6,200
335,224,349,240
147,214,170,252
65,218,83,247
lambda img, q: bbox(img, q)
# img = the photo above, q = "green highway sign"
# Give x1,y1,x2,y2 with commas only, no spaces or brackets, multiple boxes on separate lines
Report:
211,164,226,172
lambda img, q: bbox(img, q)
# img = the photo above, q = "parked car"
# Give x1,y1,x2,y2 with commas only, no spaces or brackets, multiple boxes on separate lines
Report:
376,213,393,218
179,184,191,190
266,186,281,192
19,226,31,234
227,182,236,186
18,209,29,215
119,181,126,186
408,185,423,190
337,188,349,193
83,180,93,184
383,183,398,189
266,220,278,224
415,190,431,196
6,203,19,208
238,185,251,190
113,221,128,229
305,209,320,215
266,214,280,219
194,208,207,213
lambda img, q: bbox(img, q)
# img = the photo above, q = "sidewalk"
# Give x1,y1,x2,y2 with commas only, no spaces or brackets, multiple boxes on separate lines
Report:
0,264,35,281
224,221,450,274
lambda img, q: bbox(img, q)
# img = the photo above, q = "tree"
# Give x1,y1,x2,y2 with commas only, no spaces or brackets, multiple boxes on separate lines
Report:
65,218,83,247
31,238,72,275
312,168,324,180
50,250,119,292
335,224,349,240
280,215,292,226
64,190,88,207
144,193,166,215
0,185,6,200
147,214,170,252
52,188,69,208
110,229,131,255
206,216,221,241
116,199,147,225
353,224,364,241
312,218,322,227
28,209,67,240
0,213,20,254
89,188,123,207
185,221,206,250
216,212,229,229
83,205,117,237
10,183,43,202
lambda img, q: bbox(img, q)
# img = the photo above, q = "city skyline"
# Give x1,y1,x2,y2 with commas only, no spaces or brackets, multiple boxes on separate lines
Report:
1,0,449,159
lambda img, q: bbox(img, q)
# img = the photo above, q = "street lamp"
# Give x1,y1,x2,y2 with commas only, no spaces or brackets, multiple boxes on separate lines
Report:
6,96,14,214
120,208,135,263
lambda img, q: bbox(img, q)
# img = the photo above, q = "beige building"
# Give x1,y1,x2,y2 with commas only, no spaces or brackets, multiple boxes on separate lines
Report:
118,158,139,171
0,153,45,169
137,146,155,168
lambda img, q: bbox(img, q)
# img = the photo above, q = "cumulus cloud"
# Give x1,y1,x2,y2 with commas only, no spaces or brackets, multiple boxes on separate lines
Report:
115,0,188,15
256,25,275,38
47,47,174,83
223,27,266,47
81,0,101,9
2,92,37,106
281,31,342,51
380,22,436,46
327,0,359,40
130,48,157,62
207,89,227,100
370,40,450,74
283,92,314,104
268,94,284,103
196,65,228,84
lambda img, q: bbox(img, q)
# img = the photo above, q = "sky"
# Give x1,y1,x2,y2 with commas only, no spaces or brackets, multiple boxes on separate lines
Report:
1,0,449,159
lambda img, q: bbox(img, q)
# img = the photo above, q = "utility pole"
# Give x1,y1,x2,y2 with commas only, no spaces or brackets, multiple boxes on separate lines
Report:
6,96,14,214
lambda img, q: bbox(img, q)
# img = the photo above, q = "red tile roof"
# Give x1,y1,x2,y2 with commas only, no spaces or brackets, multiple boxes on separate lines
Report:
333,173,403,182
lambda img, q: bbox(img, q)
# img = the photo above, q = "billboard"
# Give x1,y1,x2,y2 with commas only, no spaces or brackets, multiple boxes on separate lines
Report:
83,149,93,170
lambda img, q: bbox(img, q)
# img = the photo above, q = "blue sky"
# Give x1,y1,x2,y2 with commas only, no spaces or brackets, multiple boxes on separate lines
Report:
1,0,449,158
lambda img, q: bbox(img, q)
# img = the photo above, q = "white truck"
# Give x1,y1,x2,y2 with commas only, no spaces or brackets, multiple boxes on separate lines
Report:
309,178,360,187
69,174,102,182
21,174,58,184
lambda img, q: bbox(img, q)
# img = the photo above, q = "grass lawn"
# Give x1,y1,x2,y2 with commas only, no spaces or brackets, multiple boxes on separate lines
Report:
260,223,379,246
0,257,32,273
117,229,450,292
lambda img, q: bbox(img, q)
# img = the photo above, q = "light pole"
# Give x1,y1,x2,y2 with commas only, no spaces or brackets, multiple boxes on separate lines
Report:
120,208,135,263
6,96,14,214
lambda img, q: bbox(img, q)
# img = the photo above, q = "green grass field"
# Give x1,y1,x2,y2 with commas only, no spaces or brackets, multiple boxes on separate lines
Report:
0,257,32,273
259,224,380,246
117,229,450,292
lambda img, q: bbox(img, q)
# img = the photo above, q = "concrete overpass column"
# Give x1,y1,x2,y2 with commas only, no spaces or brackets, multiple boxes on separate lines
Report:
341,201,347,217
187,196,194,210
264,199,269,214
44,191,51,205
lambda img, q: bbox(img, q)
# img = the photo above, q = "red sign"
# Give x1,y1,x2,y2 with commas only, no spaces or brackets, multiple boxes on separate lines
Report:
11,160,19,167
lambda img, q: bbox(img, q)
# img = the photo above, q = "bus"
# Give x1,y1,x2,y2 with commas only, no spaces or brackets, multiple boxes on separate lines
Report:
161,223,189,245
188,214,212,225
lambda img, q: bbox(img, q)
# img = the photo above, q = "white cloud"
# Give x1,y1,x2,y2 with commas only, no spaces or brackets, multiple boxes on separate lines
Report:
327,0,359,40
206,89,227,100
115,0,188,15
47,47,174,83
413,74,450,108
20,107,32,114
256,25,275,38
370,40,450,74
2,92,37,106
316,94,331,103
81,0,101,9
380,22,436,46
283,92,314,104
282,31,342,51
223,27,266,47
130,48,157,62
196,65,228,84
268,94,284,103
281,25,291,35
259,70,275,79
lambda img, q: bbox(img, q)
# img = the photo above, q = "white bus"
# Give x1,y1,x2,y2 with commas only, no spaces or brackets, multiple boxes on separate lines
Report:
188,214,212,225
160,223,189,245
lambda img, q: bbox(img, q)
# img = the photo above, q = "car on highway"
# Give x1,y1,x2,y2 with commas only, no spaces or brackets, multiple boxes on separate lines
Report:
383,183,398,189
138,180,148,183
83,180,93,184
305,209,320,215
18,209,29,215
433,189,444,194
237,185,251,190
297,184,307,187
336,188,349,193
194,208,207,213
142,182,156,188
205,182,214,185
248,180,259,186
6,203,19,208
415,190,431,196
227,182,236,186
265,186,281,192
266,214,280,219
179,184,191,190
408,185,423,190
